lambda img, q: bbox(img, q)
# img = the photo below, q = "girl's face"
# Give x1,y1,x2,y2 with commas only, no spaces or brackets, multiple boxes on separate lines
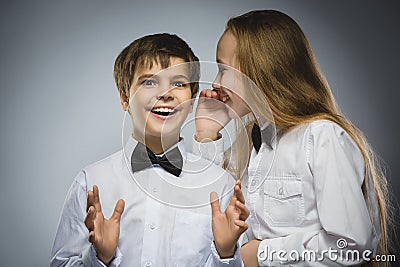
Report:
213,30,252,118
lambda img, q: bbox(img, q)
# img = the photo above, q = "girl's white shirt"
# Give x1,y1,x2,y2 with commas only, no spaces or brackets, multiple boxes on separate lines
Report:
193,119,381,266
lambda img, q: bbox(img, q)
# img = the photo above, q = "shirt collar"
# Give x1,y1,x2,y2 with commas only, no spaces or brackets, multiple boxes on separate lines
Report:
258,121,276,150
123,135,187,163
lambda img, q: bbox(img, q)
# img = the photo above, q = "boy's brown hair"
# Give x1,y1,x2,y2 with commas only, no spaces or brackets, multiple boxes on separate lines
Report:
114,33,200,97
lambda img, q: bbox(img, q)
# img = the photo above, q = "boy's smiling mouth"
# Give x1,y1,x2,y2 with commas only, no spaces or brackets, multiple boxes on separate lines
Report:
150,106,178,120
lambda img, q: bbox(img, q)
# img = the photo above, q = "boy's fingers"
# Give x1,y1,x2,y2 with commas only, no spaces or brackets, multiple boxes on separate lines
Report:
236,200,250,220
236,180,242,189
86,190,94,212
93,185,102,213
111,199,125,221
210,191,221,217
84,206,96,231
234,220,248,231
88,231,96,244
234,183,245,204
228,192,237,208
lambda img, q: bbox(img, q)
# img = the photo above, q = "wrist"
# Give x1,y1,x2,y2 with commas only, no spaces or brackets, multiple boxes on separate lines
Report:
97,252,114,266
195,131,220,142
215,241,237,259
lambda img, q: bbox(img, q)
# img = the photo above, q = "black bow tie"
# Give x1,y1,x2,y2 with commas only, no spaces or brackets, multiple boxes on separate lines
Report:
131,142,183,177
251,123,274,153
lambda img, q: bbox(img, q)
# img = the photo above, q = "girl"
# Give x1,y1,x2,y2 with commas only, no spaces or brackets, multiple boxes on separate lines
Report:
194,10,389,266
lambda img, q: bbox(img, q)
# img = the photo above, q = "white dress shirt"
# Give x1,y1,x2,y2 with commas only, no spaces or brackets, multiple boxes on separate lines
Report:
193,120,381,266
51,137,242,267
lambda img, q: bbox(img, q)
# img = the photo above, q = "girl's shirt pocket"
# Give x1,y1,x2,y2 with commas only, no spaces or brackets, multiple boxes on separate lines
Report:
263,175,305,226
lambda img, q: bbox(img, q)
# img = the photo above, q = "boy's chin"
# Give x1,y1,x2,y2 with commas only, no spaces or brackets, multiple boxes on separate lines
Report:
142,126,181,139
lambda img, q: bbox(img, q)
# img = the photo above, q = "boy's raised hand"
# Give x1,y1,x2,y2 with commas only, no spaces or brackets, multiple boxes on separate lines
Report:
195,89,231,142
84,185,125,266
210,180,250,258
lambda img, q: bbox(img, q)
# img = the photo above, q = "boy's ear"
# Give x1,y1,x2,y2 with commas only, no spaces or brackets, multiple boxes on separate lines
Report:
188,92,197,113
119,89,129,111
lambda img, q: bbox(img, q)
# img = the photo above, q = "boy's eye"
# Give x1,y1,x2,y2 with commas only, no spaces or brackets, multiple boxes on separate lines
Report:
172,81,186,87
143,80,156,86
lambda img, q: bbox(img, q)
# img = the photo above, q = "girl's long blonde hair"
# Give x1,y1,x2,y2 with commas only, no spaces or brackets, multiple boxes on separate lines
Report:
225,10,391,265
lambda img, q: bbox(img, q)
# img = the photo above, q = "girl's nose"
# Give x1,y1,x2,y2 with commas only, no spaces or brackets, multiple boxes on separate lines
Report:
212,73,221,90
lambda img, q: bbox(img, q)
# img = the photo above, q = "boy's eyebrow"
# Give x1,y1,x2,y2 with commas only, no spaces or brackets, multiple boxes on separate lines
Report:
171,74,189,80
136,73,190,83
137,74,158,81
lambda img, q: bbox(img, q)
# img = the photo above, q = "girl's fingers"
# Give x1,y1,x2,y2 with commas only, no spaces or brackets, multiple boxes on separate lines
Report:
200,89,220,99
206,89,215,98
210,90,219,98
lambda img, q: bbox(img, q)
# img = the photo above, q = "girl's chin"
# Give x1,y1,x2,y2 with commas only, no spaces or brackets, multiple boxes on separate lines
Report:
228,108,251,119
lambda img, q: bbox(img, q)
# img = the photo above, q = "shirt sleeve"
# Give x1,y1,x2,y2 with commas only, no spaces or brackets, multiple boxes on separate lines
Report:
50,171,123,267
257,122,380,266
192,134,225,167
204,174,244,267
204,241,243,267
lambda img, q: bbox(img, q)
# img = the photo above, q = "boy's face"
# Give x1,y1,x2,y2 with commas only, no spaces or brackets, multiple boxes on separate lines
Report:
124,57,195,141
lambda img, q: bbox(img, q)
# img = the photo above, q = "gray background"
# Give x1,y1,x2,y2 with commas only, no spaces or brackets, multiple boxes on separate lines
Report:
0,1,399,266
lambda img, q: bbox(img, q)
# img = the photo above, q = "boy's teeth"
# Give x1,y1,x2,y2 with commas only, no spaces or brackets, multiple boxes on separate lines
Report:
153,107,174,112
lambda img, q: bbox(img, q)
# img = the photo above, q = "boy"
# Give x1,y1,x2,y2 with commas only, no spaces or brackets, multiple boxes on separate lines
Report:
50,33,248,266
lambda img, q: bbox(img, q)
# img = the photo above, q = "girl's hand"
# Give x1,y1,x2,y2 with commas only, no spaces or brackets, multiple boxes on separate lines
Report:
241,239,262,267
195,89,231,142
210,180,250,258
84,185,125,266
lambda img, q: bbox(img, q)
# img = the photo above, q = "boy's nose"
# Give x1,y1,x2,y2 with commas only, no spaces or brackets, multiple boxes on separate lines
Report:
156,92,174,101
156,82,175,101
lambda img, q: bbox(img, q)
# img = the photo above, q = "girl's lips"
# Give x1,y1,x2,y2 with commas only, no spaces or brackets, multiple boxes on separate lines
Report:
221,96,230,103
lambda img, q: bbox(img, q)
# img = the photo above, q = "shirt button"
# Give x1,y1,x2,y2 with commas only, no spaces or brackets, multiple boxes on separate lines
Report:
145,260,151,267
149,223,156,230
278,187,284,195
152,187,158,193
251,180,256,186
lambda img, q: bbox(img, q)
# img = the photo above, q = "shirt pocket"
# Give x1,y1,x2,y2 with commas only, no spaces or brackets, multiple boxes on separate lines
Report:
263,175,305,226
170,210,213,267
